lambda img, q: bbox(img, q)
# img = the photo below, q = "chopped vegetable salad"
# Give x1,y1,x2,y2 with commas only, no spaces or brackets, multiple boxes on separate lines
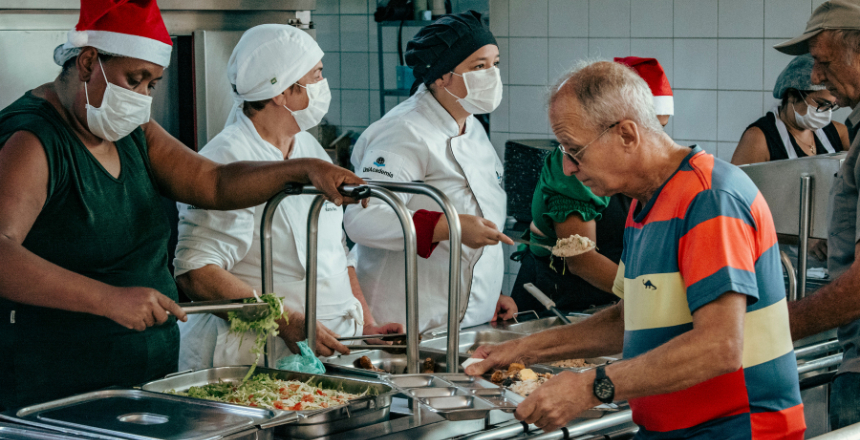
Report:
169,373,363,411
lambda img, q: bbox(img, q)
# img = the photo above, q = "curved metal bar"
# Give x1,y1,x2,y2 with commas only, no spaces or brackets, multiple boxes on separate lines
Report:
798,174,813,299
304,195,327,354
797,353,843,375
781,250,797,302
365,181,463,373
260,184,368,368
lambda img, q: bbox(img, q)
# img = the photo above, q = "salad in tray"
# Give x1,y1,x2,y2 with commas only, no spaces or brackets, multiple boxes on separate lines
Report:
168,373,364,411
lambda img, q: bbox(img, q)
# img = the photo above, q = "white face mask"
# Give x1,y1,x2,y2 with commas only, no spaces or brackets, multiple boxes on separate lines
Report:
284,78,331,131
792,97,832,131
85,57,152,142
445,66,503,115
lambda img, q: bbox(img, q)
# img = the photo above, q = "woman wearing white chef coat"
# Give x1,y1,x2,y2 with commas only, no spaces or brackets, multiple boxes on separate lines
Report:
344,11,516,333
174,24,402,369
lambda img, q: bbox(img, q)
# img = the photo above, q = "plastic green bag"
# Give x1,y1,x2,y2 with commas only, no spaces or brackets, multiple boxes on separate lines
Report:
275,341,326,374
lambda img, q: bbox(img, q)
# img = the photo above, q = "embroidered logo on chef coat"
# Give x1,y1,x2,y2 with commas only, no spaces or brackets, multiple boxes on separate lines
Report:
362,150,404,179
496,170,504,188
324,201,339,212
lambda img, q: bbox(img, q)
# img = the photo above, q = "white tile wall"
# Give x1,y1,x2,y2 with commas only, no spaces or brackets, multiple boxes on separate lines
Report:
508,85,551,134
765,0,813,39
673,90,718,141
631,0,673,38
548,0,588,38
548,38,588,82
718,39,764,90
588,0,630,38
674,0,718,37
719,0,764,38
588,38,630,60
673,39,718,89
509,38,549,85
509,0,548,37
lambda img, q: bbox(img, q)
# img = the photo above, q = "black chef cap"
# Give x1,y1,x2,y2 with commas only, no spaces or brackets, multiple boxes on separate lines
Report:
405,10,497,91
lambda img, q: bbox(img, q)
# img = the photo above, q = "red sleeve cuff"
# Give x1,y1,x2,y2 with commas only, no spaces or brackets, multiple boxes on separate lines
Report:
412,209,444,258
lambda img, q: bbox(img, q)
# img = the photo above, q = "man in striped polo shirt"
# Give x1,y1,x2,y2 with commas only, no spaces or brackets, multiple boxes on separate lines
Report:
466,59,805,438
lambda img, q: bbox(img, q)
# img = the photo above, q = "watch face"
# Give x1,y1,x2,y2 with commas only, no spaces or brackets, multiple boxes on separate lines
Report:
595,379,614,400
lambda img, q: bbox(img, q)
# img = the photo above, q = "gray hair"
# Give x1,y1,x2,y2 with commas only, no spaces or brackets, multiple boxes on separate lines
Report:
549,59,663,135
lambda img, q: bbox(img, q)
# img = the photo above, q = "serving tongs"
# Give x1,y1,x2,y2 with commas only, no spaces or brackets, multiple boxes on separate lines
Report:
171,298,271,321
336,333,409,350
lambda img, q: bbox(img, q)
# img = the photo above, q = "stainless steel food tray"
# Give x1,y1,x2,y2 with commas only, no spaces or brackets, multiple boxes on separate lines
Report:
138,366,394,439
0,389,284,440
322,348,455,376
419,330,528,355
387,373,618,421
533,356,620,373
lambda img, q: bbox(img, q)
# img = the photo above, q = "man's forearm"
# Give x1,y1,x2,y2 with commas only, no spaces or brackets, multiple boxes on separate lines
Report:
513,303,624,365
789,261,860,340
608,293,746,402
176,265,255,302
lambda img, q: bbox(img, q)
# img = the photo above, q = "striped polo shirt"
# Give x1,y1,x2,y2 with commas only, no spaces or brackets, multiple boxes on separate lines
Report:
612,147,805,439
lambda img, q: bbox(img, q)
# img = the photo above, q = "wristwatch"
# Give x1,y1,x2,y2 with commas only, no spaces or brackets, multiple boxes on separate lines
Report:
593,365,615,404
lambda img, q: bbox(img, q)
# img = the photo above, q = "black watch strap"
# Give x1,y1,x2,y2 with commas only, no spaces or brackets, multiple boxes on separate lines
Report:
593,365,615,404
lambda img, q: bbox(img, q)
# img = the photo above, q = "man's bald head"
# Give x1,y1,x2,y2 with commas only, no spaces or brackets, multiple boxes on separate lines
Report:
549,60,663,136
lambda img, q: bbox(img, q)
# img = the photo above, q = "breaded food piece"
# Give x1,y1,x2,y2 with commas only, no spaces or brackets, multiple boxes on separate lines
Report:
422,357,436,373
490,370,506,384
507,363,526,376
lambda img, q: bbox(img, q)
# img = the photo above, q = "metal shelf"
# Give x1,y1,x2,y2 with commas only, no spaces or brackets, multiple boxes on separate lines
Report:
377,20,433,114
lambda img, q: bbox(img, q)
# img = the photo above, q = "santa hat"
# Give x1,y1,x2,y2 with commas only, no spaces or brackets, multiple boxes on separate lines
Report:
614,56,673,115
55,0,172,68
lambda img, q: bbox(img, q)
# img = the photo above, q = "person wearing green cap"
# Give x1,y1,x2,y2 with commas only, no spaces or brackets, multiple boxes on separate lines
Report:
774,0,860,430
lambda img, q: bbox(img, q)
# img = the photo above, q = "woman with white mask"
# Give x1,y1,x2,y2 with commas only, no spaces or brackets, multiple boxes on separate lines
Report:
732,54,850,165
0,2,362,409
174,24,402,369
344,11,516,334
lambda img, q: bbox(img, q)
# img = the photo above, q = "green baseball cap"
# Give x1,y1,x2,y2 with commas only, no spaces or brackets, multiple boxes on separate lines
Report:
774,0,860,55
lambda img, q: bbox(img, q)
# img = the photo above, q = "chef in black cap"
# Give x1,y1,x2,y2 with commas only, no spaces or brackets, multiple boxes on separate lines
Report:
344,11,516,332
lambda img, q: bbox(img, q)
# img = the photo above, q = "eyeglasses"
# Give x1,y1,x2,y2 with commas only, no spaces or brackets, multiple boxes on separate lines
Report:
558,122,620,166
802,92,840,113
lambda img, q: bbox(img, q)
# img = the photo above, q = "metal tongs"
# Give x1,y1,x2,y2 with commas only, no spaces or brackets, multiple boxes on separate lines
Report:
172,298,271,321
336,333,409,349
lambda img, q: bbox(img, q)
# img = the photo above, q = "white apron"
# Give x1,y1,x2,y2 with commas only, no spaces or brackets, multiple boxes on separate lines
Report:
770,106,836,158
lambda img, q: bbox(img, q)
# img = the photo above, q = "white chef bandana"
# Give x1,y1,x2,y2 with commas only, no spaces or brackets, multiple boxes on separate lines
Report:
225,24,324,128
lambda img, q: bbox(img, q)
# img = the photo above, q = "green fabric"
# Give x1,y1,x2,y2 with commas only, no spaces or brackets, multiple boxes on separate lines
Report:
529,149,610,257
0,91,178,408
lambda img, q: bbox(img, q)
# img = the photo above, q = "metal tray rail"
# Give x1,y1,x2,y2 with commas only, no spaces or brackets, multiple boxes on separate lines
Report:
532,356,620,373
138,366,396,438
322,348,457,376
385,373,618,422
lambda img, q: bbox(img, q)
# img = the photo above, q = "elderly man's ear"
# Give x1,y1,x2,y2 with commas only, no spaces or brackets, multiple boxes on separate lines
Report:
617,120,641,152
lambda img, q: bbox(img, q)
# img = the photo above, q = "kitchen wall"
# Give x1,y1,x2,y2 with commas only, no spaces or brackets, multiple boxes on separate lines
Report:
315,0,488,137
491,0,855,295
488,0,853,161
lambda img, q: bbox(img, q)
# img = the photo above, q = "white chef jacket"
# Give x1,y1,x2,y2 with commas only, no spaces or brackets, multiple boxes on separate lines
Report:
343,84,507,333
174,112,362,370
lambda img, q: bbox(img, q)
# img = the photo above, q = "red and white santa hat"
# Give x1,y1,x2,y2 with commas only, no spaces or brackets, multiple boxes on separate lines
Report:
54,0,172,68
614,56,673,116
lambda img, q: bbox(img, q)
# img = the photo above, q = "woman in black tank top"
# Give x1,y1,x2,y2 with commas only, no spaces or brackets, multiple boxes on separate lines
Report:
732,54,850,165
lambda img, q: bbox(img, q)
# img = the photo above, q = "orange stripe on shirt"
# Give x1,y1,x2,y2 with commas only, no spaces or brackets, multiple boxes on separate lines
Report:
679,215,757,287
640,170,707,224
751,403,806,440
630,368,750,432
750,193,778,259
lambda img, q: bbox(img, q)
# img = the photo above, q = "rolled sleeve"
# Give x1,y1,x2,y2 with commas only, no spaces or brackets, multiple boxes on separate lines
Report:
173,203,255,278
